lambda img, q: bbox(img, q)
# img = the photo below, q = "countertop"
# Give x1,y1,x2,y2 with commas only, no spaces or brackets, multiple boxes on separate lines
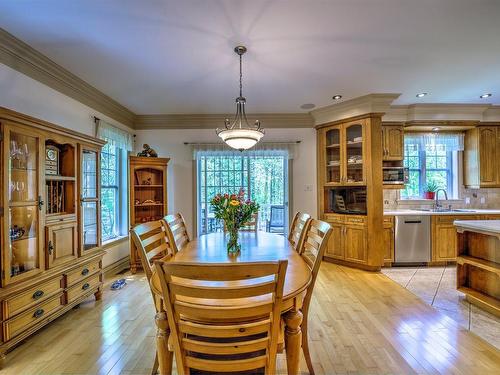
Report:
383,209,500,216
454,220,500,235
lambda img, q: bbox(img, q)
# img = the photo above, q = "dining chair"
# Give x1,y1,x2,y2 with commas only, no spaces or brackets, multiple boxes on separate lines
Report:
266,205,285,233
297,219,332,375
288,212,311,252
130,220,174,375
154,260,288,375
240,212,259,232
163,213,190,253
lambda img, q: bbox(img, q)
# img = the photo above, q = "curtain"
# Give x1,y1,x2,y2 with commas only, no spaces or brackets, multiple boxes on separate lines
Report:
95,118,134,151
405,132,464,152
191,142,297,160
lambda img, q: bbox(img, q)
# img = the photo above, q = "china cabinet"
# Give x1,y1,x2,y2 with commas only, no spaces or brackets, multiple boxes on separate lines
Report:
317,114,384,271
0,107,105,362
129,156,169,273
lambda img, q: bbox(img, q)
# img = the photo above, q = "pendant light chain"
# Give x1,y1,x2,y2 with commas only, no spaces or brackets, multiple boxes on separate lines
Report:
239,53,243,98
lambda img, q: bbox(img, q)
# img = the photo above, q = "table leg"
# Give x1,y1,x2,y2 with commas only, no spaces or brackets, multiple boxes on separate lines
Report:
155,311,173,375
284,308,303,375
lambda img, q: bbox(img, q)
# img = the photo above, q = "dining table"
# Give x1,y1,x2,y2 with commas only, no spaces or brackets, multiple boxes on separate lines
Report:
149,231,312,375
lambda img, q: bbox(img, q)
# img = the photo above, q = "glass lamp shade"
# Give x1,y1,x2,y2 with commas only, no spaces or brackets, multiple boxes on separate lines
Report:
217,128,264,151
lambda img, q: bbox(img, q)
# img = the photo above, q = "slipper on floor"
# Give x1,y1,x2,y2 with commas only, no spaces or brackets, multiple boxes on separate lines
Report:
110,279,127,290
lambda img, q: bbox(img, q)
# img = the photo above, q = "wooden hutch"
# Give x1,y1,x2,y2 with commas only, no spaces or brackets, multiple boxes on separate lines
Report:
0,108,105,361
317,113,384,271
129,156,169,273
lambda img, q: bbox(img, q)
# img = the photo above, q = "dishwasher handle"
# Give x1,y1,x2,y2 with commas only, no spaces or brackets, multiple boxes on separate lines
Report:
404,220,422,224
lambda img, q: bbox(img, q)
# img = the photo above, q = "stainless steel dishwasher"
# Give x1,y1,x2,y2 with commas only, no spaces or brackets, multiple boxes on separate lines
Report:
395,215,431,264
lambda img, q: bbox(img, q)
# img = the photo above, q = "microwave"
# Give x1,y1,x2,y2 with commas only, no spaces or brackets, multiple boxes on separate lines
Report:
383,167,408,184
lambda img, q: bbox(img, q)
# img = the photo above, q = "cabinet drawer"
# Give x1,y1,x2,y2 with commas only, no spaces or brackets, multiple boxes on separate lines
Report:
65,260,101,286
345,216,367,225
66,274,101,304
383,216,394,224
324,213,344,223
3,294,63,341
2,277,63,320
434,215,478,224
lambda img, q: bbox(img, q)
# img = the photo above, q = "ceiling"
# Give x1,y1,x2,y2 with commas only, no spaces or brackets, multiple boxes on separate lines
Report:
1,0,499,114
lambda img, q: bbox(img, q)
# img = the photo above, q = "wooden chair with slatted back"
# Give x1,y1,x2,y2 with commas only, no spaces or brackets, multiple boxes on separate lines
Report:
130,220,174,375
288,212,311,252
297,219,332,375
163,213,190,253
154,260,288,375
240,212,259,232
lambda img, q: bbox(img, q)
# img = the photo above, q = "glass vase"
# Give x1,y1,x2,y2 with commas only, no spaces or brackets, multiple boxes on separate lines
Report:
227,228,241,254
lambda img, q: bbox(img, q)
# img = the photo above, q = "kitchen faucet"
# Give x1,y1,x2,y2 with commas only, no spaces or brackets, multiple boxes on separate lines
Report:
434,188,449,210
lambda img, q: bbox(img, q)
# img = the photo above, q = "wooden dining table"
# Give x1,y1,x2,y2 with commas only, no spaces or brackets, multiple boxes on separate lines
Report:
149,231,312,375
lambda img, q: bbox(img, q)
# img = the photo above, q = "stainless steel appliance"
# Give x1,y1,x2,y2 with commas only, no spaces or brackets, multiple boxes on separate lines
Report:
383,167,408,185
395,215,431,263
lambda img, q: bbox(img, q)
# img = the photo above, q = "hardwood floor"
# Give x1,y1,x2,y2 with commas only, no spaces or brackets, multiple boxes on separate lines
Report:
3,262,500,374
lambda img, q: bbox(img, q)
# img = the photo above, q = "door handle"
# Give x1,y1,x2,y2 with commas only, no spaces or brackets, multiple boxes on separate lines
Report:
48,241,54,255
37,196,44,211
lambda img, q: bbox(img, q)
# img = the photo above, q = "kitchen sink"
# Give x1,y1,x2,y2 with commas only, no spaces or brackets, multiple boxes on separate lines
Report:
410,208,477,213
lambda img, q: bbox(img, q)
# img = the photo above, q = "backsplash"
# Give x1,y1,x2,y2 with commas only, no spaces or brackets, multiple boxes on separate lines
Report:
383,188,500,210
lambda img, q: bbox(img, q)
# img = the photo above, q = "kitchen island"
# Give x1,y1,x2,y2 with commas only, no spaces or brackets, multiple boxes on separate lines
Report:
454,220,500,317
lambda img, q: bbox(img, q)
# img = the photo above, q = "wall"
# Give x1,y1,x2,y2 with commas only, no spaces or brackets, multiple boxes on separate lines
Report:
0,63,131,267
135,127,317,237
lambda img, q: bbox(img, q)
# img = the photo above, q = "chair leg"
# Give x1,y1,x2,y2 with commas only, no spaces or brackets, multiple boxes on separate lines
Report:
151,351,159,375
301,318,315,375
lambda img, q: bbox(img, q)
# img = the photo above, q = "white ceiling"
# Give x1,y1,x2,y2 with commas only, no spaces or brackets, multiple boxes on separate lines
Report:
1,0,499,114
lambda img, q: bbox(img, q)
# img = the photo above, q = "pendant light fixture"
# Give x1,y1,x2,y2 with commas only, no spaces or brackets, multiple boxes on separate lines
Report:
216,46,264,151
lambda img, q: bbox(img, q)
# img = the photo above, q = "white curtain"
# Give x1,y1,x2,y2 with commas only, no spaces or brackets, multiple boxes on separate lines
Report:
95,118,134,151
191,142,297,160
405,132,464,152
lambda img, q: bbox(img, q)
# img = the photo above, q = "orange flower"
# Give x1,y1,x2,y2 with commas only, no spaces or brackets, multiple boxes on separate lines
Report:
229,200,240,206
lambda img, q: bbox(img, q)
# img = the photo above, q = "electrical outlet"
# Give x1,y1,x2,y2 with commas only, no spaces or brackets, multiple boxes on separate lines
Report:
480,197,486,204
465,197,471,205
304,184,313,192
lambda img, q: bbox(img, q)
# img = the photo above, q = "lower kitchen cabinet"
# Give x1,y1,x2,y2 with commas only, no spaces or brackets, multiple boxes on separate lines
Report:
325,216,368,264
383,216,394,263
325,223,344,260
344,225,367,263
431,215,478,262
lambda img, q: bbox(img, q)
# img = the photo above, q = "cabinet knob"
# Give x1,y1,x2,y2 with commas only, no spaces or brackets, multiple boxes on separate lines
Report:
32,290,44,300
81,268,89,276
82,283,90,290
33,308,45,318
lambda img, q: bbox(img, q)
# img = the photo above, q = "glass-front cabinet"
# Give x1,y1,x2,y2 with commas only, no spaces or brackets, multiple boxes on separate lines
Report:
2,126,44,285
79,147,101,254
323,120,366,186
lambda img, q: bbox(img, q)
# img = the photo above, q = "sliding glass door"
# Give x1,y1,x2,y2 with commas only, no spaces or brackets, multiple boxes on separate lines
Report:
197,153,289,235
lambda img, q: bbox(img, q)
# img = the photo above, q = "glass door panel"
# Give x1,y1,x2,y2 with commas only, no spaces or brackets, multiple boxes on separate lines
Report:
325,127,341,184
82,201,98,250
82,150,97,199
345,124,364,184
9,206,39,277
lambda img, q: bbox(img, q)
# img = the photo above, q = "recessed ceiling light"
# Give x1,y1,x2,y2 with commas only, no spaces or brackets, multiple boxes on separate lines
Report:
432,127,441,132
416,92,428,98
300,103,316,110
480,93,492,98
332,95,342,100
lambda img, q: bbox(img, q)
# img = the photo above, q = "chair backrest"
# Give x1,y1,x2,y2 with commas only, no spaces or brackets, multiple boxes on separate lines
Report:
130,220,171,281
288,212,311,252
269,206,285,227
298,219,332,313
155,260,288,375
163,213,190,253
240,212,259,232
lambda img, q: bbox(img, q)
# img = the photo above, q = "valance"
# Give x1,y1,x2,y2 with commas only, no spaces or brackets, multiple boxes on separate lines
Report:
95,118,134,151
191,142,298,160
404,132,464,152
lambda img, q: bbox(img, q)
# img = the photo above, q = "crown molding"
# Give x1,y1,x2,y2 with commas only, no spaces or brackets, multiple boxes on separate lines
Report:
310,93,401,125
134,113,314,129
0,28,135,127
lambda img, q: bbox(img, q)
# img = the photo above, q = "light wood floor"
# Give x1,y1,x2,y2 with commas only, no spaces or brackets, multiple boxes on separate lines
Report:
3,262,500,374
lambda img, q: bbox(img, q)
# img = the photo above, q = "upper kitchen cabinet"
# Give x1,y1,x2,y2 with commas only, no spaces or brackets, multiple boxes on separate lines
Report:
382,124,404,161
464,126,500,188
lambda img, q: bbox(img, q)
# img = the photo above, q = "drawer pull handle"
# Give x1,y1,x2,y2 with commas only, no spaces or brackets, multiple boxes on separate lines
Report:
82,283,90,290
81,268,89,276
32,290,44,300
33,309,44,318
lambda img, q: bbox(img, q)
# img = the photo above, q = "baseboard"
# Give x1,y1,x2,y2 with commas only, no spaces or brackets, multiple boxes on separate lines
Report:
103,256,130,278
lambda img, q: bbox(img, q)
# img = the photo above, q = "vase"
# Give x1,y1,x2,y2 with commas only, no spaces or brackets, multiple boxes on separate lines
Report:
227,228,241,254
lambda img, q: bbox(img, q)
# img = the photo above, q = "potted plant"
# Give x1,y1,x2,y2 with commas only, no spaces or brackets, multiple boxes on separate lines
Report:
210,189,259,254
424,180,439,199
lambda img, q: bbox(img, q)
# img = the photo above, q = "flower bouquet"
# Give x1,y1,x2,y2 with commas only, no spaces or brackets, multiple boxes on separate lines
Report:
210,189,259,254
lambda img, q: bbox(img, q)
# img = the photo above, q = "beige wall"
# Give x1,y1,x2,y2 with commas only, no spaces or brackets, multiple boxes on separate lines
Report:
0,63,130,267
135,128,317,237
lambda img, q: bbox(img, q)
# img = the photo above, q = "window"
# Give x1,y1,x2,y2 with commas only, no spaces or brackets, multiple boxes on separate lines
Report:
100,143,127,242
401,133,462,199
197,153,288,235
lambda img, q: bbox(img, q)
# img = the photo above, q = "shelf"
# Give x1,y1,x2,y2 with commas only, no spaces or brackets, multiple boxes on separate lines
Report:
457,255,500,275
135,203,164,207
458,286,500,315
11,167,37,172
46,175,76,181
134,185,164,188
327,164,341,168
10,235,36,243
326,144,340,149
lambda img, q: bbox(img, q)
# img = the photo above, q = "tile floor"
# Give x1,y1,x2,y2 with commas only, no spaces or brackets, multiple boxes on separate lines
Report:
381,265,500,349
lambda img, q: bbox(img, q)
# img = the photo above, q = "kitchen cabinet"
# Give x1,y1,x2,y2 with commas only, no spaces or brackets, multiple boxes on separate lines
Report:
431,215,478,262
325,222,344,260
464,126,500,188
382,125,404,161
325,215,368,264
383,216,394,263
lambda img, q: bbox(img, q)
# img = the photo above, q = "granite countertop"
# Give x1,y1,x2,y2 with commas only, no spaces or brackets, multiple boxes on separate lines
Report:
383,209,500,216
453,220,500,235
